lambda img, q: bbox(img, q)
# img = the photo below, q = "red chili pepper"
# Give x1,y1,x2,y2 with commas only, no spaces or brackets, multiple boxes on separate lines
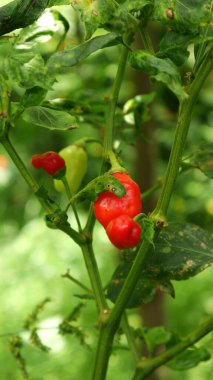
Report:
94,172,142,228
31,151,65,176
106,214,141,249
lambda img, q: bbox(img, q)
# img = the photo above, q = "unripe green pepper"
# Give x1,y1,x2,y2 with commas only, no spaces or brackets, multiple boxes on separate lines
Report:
54,144,88,193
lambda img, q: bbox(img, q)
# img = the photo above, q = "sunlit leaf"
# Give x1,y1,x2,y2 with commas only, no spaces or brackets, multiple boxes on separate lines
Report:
22,106,79,130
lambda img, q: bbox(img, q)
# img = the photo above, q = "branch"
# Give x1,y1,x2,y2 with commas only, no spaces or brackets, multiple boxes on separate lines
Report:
133,317,213,380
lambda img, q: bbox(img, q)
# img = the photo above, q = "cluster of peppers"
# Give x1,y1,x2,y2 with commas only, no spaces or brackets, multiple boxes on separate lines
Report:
31,149,142,250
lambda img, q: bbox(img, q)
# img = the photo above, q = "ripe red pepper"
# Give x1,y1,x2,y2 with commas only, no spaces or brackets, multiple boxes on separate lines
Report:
31,151,65,176
94,172,142,228
106,214,141,249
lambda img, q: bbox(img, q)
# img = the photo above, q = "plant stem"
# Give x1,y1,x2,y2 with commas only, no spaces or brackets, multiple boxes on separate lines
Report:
92,239,151,380
104,44,129,152
121,312,141,361
92,46,213,380
61,269,93,294
1,134,84,245
0,134,53,214
81,242,107,312
139,24,154,53
62,177,82,231
141,179,163,201
152,46,213,220
133,317,213,380
85,43,129,234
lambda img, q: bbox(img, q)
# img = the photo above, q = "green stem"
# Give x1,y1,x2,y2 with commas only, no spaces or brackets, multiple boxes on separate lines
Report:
61,269,93,294
92,46,213,380
133,317,213,380
93,239,151,380
85,43,129,234
104,44,129,153
139,24,154,53
62,177,82,231
121,312,141,362
141,179,163,202
152,47,213,220
1,134,84,245
0,134,53,214
81,242,107,312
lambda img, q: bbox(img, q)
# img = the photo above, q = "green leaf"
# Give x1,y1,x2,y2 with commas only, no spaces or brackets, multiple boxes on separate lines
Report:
2,53,54,90
47,32,121,73
48,0,70,5
143,326,172,356
157,31,192,66
152,0,213,36
167,346,211,371
189,144,213,179
107,265,175,308
21,87,47,108
15,9,69,57
22,106,79,130
129,50,187,101
107,223,213,308
69,173,126,204
71,0,136,39
144,223,213,281
0,0,49,36
124,0,152,13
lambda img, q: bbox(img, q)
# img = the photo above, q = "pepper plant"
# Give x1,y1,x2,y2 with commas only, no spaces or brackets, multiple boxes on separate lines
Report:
0,1,213,379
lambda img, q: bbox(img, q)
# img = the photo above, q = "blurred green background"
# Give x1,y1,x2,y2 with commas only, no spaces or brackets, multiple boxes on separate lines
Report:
0,2,212,379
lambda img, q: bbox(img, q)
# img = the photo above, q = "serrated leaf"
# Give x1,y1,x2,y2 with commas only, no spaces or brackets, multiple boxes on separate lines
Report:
47,32,121,73
152,0,213,36
190,144,213,179
22,106,79,130
129,50,187,101
167,346,211,371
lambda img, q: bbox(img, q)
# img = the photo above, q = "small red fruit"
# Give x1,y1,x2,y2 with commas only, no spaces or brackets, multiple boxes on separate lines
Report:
31,151,65,176
31,154,43,169
41,152,65,175
106,214,141,249
94,172,142,228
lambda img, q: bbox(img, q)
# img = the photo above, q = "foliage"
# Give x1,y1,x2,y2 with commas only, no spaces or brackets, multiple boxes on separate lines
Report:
0,1,212,380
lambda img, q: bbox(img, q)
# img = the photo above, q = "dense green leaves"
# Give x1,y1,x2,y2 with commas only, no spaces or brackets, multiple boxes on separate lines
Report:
47,32,121,73
129,50,187,101
107,223,213,308
2,52,54,90
22,106,79,130
152,0,213,35
0,0,49,36
71,0,136,39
